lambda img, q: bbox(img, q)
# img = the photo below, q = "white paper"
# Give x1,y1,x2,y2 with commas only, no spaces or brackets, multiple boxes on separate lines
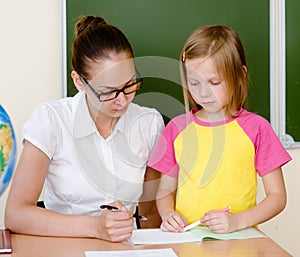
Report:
85,248,178,257
129,229,200,245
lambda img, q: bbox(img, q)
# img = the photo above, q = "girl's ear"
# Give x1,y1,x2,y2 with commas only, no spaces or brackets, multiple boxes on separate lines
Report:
242,65,247,77
71,71,85,92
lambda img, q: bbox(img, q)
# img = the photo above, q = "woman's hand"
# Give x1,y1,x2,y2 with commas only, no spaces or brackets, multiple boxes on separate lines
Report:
160,211,188,232
95,201,134,242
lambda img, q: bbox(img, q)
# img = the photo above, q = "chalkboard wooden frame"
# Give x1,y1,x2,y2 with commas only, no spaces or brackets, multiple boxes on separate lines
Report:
60,0,299,148
60,0,67,98
270,0,300,148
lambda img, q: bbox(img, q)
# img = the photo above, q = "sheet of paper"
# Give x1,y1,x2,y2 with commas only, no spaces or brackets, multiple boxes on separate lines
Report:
129,229,200,245
85,248,178,257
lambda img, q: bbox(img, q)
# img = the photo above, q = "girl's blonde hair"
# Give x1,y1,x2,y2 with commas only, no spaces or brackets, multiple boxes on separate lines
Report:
180,25,248,117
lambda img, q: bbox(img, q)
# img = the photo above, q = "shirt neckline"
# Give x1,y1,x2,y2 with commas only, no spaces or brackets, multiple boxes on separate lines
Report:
190,107,245,127
72,92,128,139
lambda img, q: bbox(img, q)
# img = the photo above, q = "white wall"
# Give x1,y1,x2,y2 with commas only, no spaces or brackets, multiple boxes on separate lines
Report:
0,0,60,228
258,148,300,256
0,0,299,256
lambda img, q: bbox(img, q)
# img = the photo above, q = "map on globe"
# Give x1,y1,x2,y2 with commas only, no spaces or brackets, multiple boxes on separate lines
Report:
0,105,17,197
0,125,13,174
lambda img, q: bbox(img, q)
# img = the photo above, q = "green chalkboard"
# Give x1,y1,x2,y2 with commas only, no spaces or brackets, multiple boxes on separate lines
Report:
66,0,270,121
286,0,300,141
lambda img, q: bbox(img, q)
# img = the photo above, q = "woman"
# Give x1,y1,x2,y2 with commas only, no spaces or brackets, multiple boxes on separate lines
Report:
5,16,164,242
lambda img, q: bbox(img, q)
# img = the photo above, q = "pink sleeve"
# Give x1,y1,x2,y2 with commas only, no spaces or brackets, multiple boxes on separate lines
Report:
238,113,292,176
255,120,291,176
148,115,188,178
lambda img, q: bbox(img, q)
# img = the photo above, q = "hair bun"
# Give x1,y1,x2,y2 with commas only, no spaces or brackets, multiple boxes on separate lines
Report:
75,16,107,37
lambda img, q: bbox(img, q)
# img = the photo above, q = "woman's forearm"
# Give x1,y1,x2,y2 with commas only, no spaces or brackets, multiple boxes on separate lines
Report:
5,204,97,238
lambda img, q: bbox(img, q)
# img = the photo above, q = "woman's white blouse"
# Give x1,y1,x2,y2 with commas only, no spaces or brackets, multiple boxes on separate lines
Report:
22,92,164,216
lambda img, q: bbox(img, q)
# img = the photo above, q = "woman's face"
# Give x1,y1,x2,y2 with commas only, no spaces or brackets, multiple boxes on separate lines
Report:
84,52,137,119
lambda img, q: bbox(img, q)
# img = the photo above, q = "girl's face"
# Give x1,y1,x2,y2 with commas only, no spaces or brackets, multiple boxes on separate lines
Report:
185,57,230,120
83,52,137,119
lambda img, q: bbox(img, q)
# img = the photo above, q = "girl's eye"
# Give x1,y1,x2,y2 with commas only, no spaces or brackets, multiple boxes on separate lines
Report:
188,81,199,86
210,81,221,86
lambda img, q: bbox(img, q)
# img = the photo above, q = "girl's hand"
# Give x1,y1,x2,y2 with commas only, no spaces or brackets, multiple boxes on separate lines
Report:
95,201,134,242
160,211,188,232
200,210,239,233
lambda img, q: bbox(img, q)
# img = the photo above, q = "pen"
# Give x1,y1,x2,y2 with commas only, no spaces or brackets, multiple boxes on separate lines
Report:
100,204,119,211
183,220,201,232
218,206,231,212
183,206,231,232
99,205,148,221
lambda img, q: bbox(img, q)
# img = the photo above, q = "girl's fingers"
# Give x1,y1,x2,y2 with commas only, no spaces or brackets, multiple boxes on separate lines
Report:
161,219,180,232
161,213,185,232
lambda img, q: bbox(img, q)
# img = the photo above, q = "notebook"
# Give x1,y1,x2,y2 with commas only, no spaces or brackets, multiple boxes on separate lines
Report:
85,248,178,257
0,229,12,254
129,226,266,245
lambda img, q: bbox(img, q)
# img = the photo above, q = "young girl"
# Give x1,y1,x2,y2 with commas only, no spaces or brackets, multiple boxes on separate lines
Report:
5,16,164,242
148,25,292,234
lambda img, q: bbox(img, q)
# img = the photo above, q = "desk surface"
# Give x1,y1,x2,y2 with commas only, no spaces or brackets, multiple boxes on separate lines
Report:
4,233,292,257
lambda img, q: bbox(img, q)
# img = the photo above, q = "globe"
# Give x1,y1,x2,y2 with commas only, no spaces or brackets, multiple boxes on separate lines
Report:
0,105,17,197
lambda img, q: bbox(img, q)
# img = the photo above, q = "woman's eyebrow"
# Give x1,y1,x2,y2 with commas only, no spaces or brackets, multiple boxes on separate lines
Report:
101,74,136,91
125,74,136,83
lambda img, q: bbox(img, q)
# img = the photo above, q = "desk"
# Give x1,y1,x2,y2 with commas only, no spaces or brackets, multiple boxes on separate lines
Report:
4,233,292,257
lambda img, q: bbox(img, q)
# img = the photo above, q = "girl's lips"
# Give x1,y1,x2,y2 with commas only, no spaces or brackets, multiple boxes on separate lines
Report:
201,101,214,105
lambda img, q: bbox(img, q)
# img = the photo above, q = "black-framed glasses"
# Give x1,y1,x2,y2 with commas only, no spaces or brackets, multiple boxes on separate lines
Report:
80,74,143,102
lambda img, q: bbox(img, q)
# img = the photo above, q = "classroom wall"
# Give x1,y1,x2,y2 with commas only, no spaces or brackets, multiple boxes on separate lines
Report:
257,149,299,256
0,0,60,229
0,1,299,256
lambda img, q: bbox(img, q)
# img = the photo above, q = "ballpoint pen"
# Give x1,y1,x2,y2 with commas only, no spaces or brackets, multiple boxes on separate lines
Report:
100,205,148,221
100,205,119,211
183,206,231,232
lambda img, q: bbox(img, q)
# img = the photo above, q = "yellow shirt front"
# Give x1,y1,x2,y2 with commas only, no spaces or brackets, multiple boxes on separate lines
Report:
148,108,291,224
175,121,256,223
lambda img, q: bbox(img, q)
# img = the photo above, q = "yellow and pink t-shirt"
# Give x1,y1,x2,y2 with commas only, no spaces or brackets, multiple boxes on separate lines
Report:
148,108,292,223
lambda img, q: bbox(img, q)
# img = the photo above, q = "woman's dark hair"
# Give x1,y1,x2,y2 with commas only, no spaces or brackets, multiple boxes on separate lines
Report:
71,16,134,80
